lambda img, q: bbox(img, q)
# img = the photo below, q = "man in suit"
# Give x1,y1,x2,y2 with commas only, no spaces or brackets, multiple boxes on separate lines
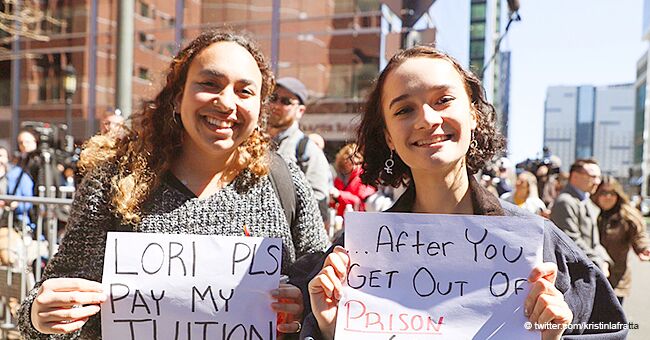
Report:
550,159,612,276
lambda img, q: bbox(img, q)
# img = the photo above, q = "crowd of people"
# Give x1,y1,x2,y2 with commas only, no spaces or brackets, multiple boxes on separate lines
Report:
0,29,646,340
480,156,650,307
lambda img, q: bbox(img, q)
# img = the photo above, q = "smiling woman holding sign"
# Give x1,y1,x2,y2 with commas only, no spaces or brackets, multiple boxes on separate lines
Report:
304,46,627,340
17,30,329,339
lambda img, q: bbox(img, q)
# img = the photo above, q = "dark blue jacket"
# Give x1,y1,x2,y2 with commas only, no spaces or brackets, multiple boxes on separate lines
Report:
298,176,627,339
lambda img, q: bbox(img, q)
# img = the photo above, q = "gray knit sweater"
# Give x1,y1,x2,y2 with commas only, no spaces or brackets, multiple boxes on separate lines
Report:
18,157,330,340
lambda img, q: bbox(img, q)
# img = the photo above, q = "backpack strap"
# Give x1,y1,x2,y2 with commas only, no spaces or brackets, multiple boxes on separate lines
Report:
269,153,297,226
295,135,311,173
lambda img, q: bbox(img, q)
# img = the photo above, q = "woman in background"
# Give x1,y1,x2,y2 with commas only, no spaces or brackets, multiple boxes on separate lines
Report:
501,170,548,216
593,176,650,304
329,143,375,216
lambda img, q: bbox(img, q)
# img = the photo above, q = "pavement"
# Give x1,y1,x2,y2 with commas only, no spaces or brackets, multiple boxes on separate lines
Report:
623,251,650,340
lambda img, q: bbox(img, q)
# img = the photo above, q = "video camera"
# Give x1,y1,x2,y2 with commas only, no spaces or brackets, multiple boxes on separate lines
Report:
20,121,78,168
516,157,560,176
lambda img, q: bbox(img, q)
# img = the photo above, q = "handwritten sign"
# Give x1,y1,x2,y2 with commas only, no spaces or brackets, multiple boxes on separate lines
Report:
335,212,544,339
101,232,282,340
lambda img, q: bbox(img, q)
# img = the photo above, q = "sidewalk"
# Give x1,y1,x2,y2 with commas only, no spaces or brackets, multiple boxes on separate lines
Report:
623,251,650,339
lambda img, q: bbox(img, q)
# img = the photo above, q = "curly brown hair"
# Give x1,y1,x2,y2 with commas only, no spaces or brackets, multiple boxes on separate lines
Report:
357,45,505,187
78,29,275,224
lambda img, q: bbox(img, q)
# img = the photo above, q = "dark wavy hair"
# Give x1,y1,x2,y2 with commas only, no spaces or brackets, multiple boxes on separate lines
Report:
79,29,275,224
357,45,505,187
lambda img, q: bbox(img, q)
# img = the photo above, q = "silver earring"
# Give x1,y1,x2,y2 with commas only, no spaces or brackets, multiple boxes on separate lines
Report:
384,150,395,175
470,131,478,149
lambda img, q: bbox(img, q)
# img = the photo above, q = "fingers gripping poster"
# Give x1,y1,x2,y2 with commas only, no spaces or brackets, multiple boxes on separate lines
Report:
336,212,544,339
101,232,282,340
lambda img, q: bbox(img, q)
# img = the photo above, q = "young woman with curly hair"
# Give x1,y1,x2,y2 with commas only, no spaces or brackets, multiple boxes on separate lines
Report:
18,29,329,339
592,176,650,305
302,46,627,340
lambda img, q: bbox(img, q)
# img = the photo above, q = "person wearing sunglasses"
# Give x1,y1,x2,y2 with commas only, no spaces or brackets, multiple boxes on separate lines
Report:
268,77,331,225
550,159,613,277
592,176,650,305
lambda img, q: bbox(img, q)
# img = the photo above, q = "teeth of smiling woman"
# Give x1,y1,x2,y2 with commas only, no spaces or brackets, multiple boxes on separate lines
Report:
205,116,234,128
417,135,450,146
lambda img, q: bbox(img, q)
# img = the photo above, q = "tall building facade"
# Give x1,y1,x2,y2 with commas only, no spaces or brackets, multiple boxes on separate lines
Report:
432,0,512,138
544,84,635,178
633,0,650,195
0,0,202,146
0,0,511,156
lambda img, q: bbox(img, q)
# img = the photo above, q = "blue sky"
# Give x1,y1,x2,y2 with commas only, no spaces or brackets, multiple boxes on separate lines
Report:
506,0,647,163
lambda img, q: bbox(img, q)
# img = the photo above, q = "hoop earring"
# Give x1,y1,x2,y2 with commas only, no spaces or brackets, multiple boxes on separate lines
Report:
384,150,395,175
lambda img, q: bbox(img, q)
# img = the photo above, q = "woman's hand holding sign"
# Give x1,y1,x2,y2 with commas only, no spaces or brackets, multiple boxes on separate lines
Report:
271,281,305,334
525,262,573,340
30,278,107,334
308,246,350,340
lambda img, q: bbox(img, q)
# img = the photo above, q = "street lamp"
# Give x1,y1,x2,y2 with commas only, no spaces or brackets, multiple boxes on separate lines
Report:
63,64,77,134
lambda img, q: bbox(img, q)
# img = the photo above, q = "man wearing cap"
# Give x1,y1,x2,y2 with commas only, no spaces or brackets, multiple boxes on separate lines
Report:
269,77,331,224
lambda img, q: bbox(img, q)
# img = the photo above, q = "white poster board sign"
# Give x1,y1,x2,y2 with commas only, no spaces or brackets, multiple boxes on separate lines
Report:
335,212,544,339
101,232,282,340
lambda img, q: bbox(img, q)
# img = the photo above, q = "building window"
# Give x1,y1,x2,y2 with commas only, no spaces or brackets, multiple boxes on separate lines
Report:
138,32,155,49
470,22,485,39
356,0,381,12
35,53,65,103
139,1,151,18
471,3,486,21
334,0,354,13
0,60,9,106
470,41,485,59
163,16,175,27
138,67,150,80
470,59,484,76
634,82,646,164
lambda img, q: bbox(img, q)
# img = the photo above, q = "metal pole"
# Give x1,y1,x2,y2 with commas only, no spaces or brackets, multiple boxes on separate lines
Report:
35,186,46,282
10,2,22,151
65,94,72,133
87,0,98,136
270,0,280,75
379,4,388,71
175,0,184,53
116,0,134,120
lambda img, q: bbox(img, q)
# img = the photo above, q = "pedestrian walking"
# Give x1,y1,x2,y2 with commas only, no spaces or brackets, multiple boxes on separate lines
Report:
592,176,650,305
550,159,613,276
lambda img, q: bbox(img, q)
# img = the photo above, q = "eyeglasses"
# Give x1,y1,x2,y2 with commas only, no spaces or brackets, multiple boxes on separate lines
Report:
270,95,299,106
598,190,617,197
